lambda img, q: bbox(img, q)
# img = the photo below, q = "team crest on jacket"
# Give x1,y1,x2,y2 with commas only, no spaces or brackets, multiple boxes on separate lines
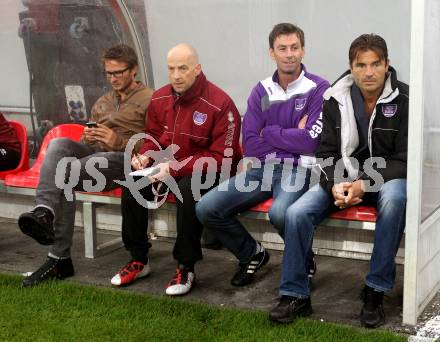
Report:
382,104,397,117
295,98,306,111
193,111,207,125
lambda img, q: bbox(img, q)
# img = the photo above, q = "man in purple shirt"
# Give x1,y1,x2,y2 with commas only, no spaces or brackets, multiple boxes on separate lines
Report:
196,23,329,287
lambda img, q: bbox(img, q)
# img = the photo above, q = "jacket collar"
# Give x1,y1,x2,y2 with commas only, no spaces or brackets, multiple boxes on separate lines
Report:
272,64,306,89
171,71,207,104
113,81,144,102
323,66,400,104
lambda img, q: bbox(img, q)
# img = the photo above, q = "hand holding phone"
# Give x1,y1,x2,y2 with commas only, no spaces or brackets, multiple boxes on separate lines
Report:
84,122,98,142
86,122,98,128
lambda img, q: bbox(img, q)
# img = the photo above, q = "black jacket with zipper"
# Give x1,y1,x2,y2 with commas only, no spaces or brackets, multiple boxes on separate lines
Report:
316,67,409,193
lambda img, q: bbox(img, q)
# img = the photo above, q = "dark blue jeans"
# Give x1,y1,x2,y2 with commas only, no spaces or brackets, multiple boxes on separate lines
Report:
280,179,407,298
196,164,312,263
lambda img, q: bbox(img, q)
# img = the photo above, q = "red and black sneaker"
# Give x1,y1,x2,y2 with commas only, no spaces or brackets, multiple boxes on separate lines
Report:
165,265,195,296
111,260,150,286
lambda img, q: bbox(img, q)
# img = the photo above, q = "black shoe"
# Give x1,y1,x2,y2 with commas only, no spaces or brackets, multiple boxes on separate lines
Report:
22,257,74,287
360,285,385,328
307,256,317,290
18,207,54,245
307,256,317,279
269,295,313,324
231,244,270,286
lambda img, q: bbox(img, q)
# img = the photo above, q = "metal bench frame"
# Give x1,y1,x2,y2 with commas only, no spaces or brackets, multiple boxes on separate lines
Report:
2,182,377,259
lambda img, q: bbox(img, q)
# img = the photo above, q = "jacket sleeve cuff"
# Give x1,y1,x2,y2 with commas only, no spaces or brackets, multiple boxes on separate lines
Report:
320,178,334,194
110,134,126,151
169,161,180,178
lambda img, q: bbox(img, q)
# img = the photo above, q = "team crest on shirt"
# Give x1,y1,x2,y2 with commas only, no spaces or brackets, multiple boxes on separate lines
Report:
382,104,397,117
295,97,307,111
193,111,207,125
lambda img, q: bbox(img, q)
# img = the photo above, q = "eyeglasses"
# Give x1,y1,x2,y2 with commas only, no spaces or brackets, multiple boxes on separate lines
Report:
103,67,130,78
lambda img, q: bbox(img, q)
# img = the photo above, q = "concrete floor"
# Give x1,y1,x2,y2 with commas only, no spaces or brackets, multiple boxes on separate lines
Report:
0,217,422,336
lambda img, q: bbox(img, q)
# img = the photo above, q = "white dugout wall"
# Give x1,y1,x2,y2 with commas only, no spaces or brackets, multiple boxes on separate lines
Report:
404,0,440,325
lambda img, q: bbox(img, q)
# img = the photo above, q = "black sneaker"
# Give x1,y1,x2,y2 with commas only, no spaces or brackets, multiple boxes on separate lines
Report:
269,295,313,324
22,257,74,287
307,254,317,279
360,285,385,328
231,244,270,286
307,255,317,290
18,207,54,245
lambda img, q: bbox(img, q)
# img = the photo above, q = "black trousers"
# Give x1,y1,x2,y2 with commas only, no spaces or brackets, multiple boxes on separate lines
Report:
0,148,20,171
121,174,219,266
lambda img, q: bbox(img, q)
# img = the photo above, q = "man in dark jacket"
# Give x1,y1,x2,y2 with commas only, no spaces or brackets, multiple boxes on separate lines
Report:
268,34,408,328
110,43,242,296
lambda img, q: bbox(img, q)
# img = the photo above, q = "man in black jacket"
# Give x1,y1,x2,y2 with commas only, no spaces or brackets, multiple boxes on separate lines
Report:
268,34,408,328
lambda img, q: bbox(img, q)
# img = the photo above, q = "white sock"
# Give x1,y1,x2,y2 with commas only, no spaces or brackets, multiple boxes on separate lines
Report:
255,242,264,254
48,252,69,260
34,204,55,218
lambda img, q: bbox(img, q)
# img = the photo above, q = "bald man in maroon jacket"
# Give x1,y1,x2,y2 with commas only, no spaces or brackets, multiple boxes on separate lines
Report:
111,43,242,296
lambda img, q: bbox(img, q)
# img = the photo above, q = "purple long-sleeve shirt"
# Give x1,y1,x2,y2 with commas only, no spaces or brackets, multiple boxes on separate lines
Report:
242,65,329,165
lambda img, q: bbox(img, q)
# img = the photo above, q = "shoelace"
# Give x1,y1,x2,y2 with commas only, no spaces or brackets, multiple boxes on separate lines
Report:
33,209,52,225
31,259,58,278
361,288,384,308
169,268,188,285
279,296,296,306
120,262,142,276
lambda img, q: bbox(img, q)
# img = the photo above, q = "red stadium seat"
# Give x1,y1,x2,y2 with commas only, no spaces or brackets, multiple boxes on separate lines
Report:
0,121,30,180
84,187,122,197
329,205,377,222
248,198,377,222
250,198,273,212
4,124,84,188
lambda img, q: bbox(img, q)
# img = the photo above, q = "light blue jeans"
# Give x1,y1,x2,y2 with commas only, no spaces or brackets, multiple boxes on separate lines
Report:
280,179,407,298
196,164,313,263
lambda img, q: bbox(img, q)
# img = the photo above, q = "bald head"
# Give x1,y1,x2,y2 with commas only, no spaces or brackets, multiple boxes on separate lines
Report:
167,43,199,65
167,43,202,94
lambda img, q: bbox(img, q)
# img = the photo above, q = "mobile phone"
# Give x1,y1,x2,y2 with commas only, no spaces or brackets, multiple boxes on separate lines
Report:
129,167,160,177
86,122,98,128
